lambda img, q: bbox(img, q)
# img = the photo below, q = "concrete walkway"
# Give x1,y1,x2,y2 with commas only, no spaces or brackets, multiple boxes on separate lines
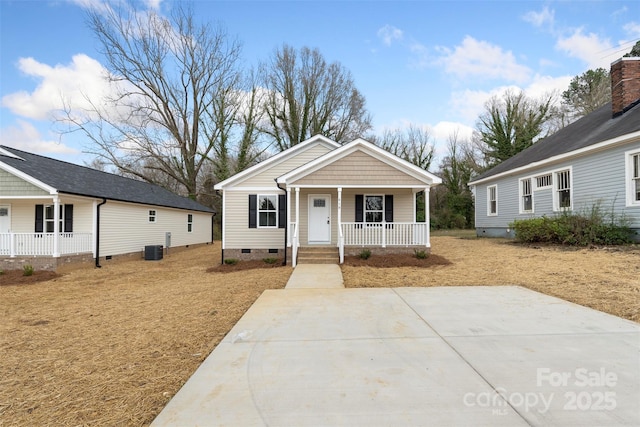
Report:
285,264,344,289
152,286,640,426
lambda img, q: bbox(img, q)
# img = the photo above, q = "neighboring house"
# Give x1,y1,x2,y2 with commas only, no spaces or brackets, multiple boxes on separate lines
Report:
214,135,442,266
0,146,215,270
469,57,640,242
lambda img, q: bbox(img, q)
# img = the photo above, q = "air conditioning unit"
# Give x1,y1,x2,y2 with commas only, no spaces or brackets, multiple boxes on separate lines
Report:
144,245,163,260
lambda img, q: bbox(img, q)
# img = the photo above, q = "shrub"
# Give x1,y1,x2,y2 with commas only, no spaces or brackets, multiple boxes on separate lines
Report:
223,258,238,265
262,257,278,264
0,268,4,275
359,249,371,260
414,249,428,259
510,204,631,246
23,264,34,276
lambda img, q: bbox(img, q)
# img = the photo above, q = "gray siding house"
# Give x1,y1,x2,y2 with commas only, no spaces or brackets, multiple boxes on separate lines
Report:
469,57,640,241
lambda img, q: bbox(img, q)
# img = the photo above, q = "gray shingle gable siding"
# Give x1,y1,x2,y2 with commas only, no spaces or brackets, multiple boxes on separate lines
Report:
0,146,214,213
472,102,640,182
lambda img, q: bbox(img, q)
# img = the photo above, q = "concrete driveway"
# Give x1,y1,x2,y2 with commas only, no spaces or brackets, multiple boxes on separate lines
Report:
152,286,640,426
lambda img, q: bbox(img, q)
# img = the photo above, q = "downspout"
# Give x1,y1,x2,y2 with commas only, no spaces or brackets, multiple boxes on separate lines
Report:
276,181,288,266
216,190,224,265
95,198,107,268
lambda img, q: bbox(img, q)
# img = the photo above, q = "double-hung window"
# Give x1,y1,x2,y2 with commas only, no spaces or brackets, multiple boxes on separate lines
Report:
45,205,63,233
627,151,640,206
365,195,383,223
487,185,497,216
520,178,533,213
149,210,157,223
555,169,572,210
187,214,193,232
258,195,277,227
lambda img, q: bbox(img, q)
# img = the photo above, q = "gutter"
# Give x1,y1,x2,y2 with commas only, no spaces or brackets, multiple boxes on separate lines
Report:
276,181,288,266
95,198,107,268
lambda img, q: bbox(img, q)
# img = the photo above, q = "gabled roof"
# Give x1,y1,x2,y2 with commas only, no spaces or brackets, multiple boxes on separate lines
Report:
277,138,442,186
213,135,341,190
0,146,215,213
469,101,640,185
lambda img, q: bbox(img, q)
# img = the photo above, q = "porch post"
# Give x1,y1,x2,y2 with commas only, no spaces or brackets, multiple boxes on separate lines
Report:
53,196,60,257
337,187,343,262
286,187,291,246
425,186,431,248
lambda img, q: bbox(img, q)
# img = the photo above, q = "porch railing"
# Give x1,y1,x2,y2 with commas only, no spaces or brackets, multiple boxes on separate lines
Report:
0,233,93,257
341,222,428,247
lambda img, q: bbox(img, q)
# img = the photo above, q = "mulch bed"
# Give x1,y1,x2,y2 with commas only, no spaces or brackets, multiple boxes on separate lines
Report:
343,253,452,268
0,270,60,286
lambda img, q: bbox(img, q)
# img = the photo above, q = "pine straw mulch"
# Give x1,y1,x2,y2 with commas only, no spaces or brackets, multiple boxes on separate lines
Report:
0,270,60,286
1,237,638,426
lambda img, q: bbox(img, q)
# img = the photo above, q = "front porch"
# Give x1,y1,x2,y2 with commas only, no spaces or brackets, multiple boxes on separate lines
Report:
287,187,432,267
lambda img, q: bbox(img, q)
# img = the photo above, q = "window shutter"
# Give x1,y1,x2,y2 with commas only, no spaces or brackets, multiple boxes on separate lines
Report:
35,204,44,233
64,204,74,232
248,194,257,228
385,195,394,222
278,194,286,229
355,195,363,222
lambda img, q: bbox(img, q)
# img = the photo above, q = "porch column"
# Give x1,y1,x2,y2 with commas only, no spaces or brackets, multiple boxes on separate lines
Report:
53,196,60,257
425,186,431,248
338,187,343,263
286,187,291,246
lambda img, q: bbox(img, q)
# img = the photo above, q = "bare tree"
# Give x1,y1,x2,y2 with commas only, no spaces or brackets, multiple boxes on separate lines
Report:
61,2,244,200
260,45,372,151
476,90,557,166
370,125,435,170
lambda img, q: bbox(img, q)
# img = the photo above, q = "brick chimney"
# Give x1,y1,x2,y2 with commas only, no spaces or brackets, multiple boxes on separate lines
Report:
611,57,640,117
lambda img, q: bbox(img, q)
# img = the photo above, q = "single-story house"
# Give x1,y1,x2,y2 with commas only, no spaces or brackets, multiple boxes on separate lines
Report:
469,57,640,241
0,146,215,270
214,135,442,266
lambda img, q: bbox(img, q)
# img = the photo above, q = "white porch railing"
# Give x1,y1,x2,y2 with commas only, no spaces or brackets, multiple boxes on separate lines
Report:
341,222,428,247
0,233,93,257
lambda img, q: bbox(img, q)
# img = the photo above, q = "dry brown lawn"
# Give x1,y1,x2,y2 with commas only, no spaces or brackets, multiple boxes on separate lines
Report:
1,236,638,426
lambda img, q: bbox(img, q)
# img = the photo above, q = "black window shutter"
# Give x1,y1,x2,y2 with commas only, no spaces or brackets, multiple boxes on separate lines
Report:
385,195,394,222
278,194,286,229
355,195,363,222
64,204,74,232
35,204,44,233
248,194,257,228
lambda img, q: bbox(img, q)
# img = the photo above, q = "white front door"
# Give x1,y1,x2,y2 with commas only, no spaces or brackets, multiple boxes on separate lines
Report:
0,205,10,233
308,195,331,244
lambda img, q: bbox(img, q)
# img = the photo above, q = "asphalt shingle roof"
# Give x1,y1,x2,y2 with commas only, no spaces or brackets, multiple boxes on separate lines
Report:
0,146,215,213
470,101,640,183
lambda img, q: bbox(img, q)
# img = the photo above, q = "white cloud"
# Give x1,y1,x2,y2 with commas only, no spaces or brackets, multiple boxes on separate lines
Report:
1,120,79,155
432,121,474,142
436,36,531,83
523,6,555,29
623,22,640,38
556,28,614,69
377,25,403,46
2,54,112,121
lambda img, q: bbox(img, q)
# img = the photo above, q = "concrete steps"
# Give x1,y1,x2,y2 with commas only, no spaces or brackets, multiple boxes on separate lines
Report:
296,246,339,264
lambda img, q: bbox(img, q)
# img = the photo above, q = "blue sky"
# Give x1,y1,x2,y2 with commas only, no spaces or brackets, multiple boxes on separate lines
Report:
1,0,639,166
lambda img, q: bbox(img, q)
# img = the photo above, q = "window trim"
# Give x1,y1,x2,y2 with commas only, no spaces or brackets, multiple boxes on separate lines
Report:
364,194,384,223
44,204,64,233
487,185,498,216
148,209,157,223
187,214,193,233
257,194,278,228
553,167,573,211
519,177,534,214
534,173,552,190
626,149,640,207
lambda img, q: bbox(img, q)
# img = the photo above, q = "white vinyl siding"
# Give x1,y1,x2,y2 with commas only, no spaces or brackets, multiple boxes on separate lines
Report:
99,201,211,256
224,191,284,249
487,185,497,216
